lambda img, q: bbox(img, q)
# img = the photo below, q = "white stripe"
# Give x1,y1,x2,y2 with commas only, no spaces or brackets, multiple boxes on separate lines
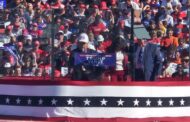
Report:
0,85,189,97
0,106,190,118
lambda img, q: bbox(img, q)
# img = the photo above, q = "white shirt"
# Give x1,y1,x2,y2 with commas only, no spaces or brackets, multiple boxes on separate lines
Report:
161,0,181,7
64,31,72,40
177,44,189,51
159,14,174,26
117,17,131,27
172,0,181,6
115,51,124,71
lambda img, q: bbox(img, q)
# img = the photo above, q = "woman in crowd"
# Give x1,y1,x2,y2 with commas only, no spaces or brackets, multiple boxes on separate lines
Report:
108,36,128,82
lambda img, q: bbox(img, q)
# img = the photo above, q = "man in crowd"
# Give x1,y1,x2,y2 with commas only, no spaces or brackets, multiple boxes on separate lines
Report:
134,39,162,81
69,33,104,81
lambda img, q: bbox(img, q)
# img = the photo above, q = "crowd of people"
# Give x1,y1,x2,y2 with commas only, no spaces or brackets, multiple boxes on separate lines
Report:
0,0,189,81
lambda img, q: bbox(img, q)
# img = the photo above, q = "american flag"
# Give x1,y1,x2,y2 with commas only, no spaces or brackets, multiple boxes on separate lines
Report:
0,0,6,9
0,79,190,122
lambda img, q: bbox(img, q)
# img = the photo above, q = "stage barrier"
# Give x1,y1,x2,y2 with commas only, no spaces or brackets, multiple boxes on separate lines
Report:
0,80,189,122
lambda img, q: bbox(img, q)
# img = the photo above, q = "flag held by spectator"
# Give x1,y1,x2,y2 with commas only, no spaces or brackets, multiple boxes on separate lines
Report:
0,0,6,9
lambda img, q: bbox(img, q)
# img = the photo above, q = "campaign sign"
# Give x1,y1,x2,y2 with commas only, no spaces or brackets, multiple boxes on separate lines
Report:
74,53,116,67
61,67,68,77
0,0,6,9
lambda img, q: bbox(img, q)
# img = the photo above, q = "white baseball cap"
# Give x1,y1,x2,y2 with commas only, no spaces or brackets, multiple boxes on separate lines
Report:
58,30,64,34
97,35,104,42
78,33,89,43
26,35,32,40
4,62,11,68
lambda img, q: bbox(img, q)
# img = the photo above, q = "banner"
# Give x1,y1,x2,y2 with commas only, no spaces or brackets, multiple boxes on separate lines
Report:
0,0,6,9
0,80,190,122
74,53,116,67
0,46,18,63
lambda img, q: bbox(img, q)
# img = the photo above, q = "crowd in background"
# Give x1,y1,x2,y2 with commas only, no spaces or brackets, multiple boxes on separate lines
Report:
0,0,189,81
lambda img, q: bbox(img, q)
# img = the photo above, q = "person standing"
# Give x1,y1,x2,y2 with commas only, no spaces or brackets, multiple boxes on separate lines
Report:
69,33,104,81
134,39,145,81
108,36,128,82
134,39,162,81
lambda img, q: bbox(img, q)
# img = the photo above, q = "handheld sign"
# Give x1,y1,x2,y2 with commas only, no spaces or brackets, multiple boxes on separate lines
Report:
74,53,116,68
61,67,68,77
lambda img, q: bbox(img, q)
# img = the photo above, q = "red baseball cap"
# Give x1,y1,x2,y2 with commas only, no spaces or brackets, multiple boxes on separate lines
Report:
64,41,71,47
119,20,125,26
179,11,187,19
32,23,38,27
59,25,65,30
6,25,13,30
100,1,108,10
177,24,184,29
80,4,86,9
14,22,20,28
22,29,28,35
111,0,117,5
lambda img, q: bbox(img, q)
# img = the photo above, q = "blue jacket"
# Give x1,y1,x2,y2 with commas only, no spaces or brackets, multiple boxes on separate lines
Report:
143,43,162,81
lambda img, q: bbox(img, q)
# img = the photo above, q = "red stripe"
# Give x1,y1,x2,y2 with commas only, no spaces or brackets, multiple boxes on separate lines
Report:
0,77,189,86
1,116,190,122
